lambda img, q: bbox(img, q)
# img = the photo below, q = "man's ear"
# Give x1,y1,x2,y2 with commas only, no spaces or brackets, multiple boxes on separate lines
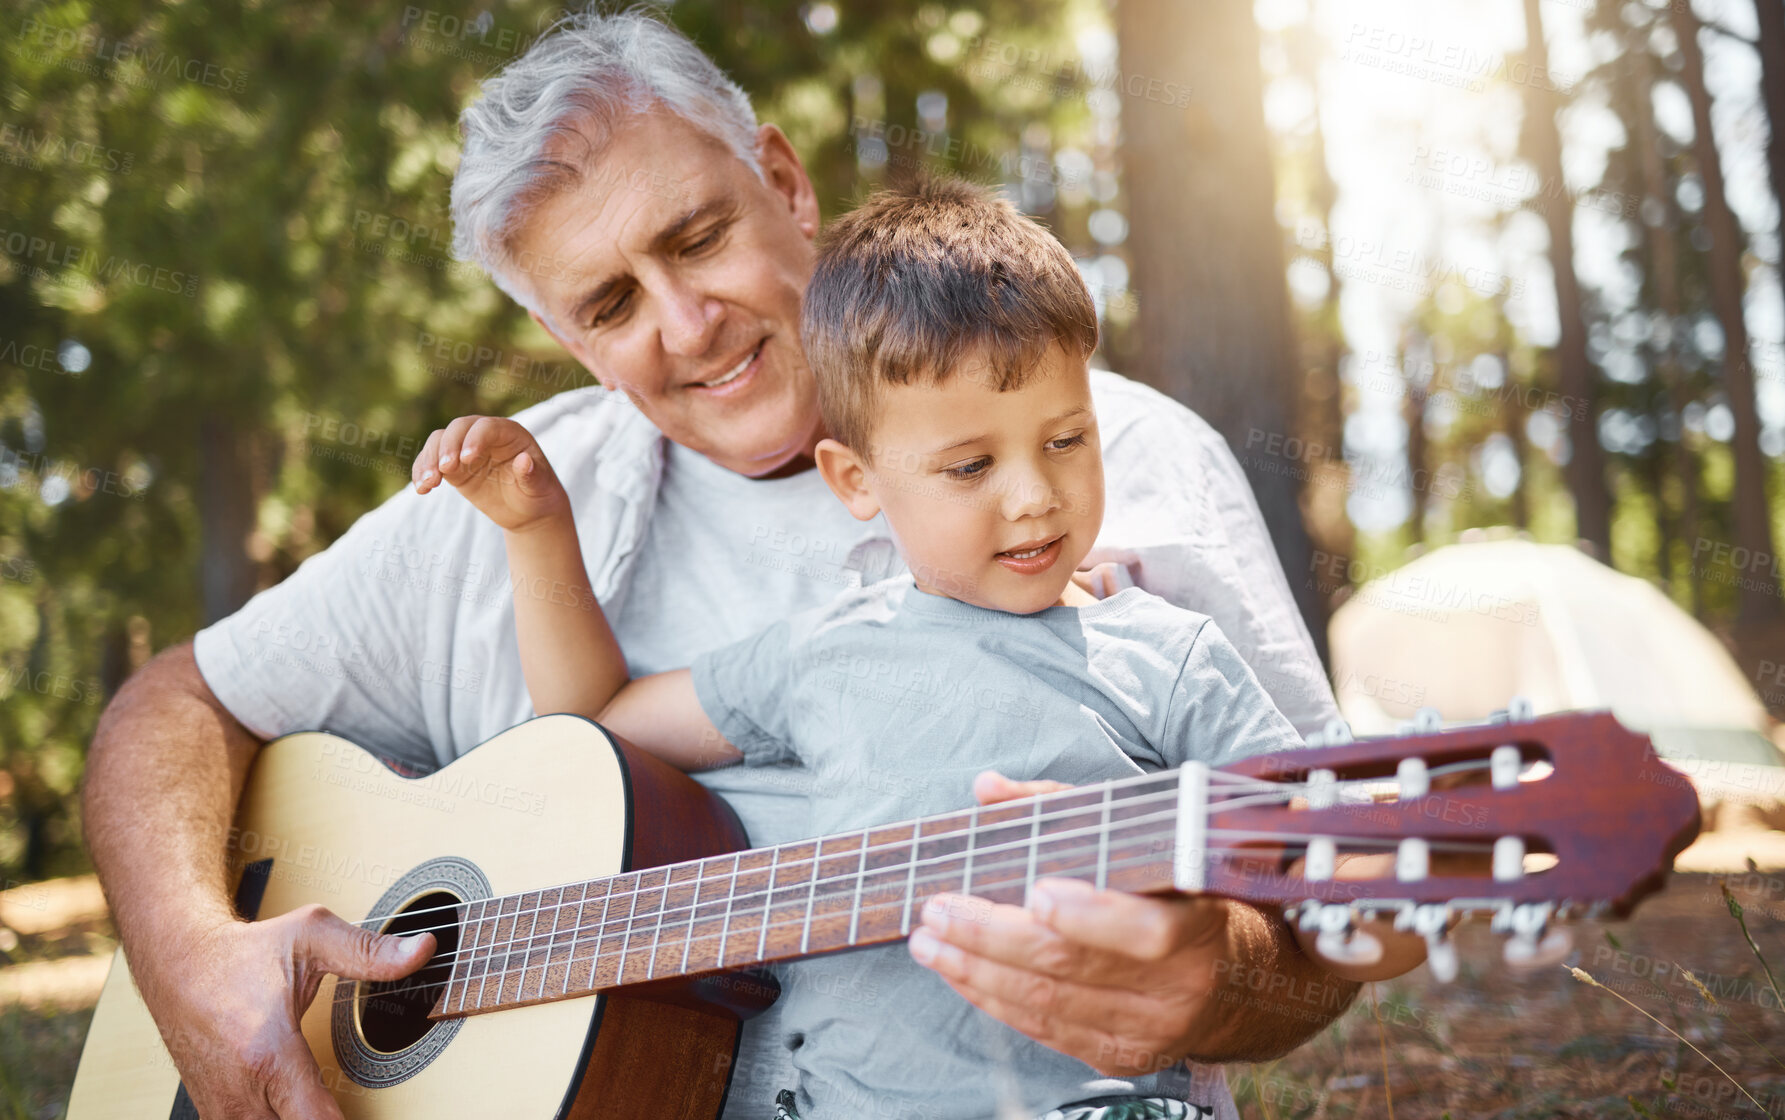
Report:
529,309,603,389
755,123,819,240
814,438,881,521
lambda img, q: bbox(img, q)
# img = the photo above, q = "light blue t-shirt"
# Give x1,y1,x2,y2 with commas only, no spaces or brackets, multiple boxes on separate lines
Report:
691,576,1302,1120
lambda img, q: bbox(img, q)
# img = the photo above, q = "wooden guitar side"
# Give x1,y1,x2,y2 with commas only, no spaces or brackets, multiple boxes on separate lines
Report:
67,715,758,1120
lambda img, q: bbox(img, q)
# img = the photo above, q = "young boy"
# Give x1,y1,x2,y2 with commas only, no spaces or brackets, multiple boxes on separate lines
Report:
414,177,1373,1120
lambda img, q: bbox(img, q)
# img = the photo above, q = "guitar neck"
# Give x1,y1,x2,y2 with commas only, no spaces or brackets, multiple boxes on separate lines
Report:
436,769,1185,1017
432,711,1703,1019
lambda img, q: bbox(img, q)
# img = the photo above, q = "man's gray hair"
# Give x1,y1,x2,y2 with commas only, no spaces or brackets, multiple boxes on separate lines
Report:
450,6,761,311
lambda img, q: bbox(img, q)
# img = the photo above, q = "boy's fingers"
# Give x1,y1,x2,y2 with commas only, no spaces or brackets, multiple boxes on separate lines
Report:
460,415,511,465
436,415,484,471
413,429,443,488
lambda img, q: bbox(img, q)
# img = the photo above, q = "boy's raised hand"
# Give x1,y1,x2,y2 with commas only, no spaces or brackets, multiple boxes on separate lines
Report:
412,415,569,532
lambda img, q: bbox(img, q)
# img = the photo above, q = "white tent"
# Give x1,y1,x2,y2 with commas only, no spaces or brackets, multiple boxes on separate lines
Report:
1327,535,1783,839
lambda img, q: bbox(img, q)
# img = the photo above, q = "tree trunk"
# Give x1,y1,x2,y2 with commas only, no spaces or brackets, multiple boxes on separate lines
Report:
1522,0,1612,557
1630,37,1704,617
198,418,261,625
1674,0,1780,618
1115,0,1328,665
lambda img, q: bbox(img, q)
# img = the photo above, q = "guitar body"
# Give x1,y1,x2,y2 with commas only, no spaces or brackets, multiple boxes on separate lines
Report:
68,715,767,1120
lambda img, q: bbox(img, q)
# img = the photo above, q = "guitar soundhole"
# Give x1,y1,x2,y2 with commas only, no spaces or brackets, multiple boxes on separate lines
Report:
358,890,462,1055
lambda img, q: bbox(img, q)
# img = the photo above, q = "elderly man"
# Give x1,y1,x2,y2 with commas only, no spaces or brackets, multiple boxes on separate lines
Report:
83,10,1373,1120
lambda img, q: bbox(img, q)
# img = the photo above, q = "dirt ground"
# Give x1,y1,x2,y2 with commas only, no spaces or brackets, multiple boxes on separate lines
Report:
3,863,1782,1119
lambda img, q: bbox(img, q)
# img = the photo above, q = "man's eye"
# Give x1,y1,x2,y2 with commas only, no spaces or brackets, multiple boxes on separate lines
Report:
683,227,723,255
944,457,991,480
591,290,633,327
1050,433,1088,451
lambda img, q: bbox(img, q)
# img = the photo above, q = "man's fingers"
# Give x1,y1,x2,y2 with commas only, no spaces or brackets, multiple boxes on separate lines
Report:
290,904,434,982
972,770,1074,807
1026,879,1228,961
261,1031,346,1120
911,893,1152,991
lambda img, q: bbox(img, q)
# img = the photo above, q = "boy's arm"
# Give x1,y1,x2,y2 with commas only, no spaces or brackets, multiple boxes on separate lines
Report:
416,415,740,771
597,669,742,771
500,513,628,720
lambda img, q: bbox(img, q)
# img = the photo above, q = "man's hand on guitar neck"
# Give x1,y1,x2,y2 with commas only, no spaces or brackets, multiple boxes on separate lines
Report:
903,771,1374,1074
83,643,436,1119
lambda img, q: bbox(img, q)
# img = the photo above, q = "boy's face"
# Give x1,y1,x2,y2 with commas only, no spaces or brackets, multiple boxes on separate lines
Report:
819,344,1105,614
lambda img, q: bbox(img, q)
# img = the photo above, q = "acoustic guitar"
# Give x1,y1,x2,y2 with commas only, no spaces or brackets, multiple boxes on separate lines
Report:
66,709,1700,1118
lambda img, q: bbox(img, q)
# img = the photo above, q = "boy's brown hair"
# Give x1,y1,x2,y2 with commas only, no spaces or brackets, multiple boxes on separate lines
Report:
800,174,1099,455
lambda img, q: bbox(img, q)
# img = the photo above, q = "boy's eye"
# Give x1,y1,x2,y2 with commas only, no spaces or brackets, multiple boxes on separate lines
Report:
944,457,991,480
1049,433,1087,452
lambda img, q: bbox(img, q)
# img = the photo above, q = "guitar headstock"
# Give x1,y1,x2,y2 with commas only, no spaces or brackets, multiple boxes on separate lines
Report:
1190,708,1701,979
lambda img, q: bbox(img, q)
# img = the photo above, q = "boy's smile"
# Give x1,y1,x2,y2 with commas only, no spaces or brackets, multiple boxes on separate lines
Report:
816,343,1106,615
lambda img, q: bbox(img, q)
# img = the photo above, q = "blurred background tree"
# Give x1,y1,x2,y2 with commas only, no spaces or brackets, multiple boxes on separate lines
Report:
7,0,1785,1115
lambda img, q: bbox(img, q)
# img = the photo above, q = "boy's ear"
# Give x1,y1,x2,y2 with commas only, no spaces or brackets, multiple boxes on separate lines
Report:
814,438,881,521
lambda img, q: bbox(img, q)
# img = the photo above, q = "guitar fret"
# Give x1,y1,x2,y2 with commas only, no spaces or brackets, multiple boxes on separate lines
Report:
446,898,472,1012
455,898,488,1013
847,828,869,945
586,878,614,991
901,830,919,935
963,805,979,897
480,894,517,1008
646,870,668,980
680,864,704,976
532,885,563,1001
756,849,778,962
800,840,821,955
717,854,740,969
614,872,640,985
1025,797,1041,902
1095,785,1112,891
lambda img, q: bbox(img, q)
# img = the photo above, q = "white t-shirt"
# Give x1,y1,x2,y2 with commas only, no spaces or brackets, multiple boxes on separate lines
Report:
193,368,1337,1120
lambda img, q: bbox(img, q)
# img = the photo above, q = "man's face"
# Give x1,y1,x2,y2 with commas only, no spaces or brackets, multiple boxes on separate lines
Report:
857,346,1106,614
508,108,824,477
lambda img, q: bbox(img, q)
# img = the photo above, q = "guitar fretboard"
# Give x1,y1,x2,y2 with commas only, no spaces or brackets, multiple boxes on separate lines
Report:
435,769,1186,1017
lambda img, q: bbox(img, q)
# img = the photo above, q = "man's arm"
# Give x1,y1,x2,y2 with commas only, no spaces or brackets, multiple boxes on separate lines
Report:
83,642,433,1120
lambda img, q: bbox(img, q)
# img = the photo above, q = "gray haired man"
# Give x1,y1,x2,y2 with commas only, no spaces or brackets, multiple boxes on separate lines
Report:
83,11,1381,1120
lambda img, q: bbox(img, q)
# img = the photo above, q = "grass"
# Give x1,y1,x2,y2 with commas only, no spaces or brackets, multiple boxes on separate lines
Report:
1,871,1781,1119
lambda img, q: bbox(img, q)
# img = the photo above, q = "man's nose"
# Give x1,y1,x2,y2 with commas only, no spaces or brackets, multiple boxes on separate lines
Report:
655,277,722,356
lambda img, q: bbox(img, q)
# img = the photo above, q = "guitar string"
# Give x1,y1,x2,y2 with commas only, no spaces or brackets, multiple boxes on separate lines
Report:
332,823,1513,1016
327,834,1191,1012
333,779,1282,952
334,772,1472,964
337,768,1404,941
335,752,1495,935
336,768,1225,932
327,806,1511,1009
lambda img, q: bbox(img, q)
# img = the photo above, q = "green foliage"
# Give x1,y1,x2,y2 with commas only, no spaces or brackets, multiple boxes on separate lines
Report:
0,0,1110,881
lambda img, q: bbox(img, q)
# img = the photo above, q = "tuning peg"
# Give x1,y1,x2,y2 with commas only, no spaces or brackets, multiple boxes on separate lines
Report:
1399,903,1458,983
1490,696,1536,724
1394,707,1443,736
1426,934,1459,982
1311,903,1383,967
1500,901,1572,969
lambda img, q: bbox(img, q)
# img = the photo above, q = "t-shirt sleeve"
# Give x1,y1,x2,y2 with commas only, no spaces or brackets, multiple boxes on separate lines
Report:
690,620,800,767
191,484,465,770
1163,618,1304,770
